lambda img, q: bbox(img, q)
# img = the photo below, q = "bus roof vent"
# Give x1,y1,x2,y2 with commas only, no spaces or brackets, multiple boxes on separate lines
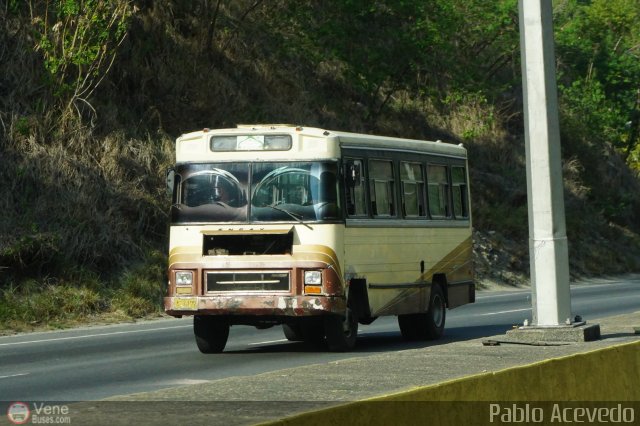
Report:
236,124,295,129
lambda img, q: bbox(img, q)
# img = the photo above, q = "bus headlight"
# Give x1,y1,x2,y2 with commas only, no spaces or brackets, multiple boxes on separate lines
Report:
304,270,322,285
176,271,193,286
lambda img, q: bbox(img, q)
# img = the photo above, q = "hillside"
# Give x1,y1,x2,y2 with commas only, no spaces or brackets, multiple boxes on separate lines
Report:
1,0,639,330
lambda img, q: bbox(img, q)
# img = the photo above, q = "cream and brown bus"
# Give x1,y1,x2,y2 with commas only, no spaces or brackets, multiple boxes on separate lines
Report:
165,125,474,352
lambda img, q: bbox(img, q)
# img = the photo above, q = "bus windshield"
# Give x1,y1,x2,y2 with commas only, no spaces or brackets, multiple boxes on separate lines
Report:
171,162,341,224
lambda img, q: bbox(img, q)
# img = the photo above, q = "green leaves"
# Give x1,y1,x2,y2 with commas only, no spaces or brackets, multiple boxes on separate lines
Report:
555,0,640,165
59,0,81,16
32,0,134,128
277,0,519,123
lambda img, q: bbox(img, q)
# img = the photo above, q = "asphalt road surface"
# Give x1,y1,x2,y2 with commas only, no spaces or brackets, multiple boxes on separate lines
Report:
1,276,638,401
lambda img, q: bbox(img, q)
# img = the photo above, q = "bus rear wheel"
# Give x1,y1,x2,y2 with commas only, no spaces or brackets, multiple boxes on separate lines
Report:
424,284,446,339
194,315,230,353
324,308,358,352
398,284,446,341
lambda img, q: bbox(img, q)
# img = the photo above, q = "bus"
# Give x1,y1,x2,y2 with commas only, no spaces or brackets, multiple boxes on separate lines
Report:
164,125,474,352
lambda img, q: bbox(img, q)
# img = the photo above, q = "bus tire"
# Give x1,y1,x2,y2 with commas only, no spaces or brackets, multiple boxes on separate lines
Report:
324,309,358,352
300,318,325,345
398,313,420,340
398,284,446,341
194,315,230,353
424,284,446,340
282,323,304,341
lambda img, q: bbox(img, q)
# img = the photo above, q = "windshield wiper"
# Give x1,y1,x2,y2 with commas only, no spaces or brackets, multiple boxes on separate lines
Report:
266,204,312,230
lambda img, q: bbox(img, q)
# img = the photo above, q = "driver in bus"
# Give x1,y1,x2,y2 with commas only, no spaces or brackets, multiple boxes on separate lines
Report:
212,176,235,205
289,184,308,205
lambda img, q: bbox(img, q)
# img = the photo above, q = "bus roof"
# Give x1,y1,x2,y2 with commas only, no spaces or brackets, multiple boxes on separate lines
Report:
177,125,466,160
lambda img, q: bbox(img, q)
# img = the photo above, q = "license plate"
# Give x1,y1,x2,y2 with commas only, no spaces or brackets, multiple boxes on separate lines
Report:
173,297,198,310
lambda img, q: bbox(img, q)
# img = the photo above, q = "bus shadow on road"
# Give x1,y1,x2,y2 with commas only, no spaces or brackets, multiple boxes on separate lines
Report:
224,323,516,354
353,323,517,353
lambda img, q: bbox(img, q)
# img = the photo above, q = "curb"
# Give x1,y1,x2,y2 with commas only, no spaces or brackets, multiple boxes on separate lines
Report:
262,340,640,425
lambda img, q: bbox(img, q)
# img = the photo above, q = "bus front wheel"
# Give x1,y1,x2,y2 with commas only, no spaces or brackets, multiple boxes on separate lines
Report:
324,308,358,352
194,315,230,353
282,323,304,341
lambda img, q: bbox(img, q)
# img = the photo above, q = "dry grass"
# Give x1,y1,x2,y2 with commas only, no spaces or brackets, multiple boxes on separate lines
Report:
0,249,167,333
1,127,173,278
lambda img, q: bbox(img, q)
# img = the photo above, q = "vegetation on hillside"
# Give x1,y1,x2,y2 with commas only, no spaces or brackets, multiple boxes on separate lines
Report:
1,0,639,331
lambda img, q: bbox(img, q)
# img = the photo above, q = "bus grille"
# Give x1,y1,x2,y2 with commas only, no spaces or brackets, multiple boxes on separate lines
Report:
206,271,290,292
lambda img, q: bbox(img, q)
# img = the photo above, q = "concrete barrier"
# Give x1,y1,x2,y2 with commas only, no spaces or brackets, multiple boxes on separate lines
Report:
264,340,640,426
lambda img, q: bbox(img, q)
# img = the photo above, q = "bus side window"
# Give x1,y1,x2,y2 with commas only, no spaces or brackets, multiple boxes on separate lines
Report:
427,164,450,218
400,162,426,218
452,166,469,219
369,159,395,217
345,159,367,216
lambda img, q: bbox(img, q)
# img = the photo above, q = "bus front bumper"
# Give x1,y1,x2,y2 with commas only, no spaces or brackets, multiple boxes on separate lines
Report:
164,294,346,317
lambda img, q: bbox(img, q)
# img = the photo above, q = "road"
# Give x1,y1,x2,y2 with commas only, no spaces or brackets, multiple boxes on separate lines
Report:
0,277,638,401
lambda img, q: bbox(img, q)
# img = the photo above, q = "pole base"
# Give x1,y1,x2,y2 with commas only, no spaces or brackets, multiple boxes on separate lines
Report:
504,322,601,343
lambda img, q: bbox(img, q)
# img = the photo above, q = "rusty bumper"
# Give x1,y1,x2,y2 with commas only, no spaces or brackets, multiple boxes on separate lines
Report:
164,294,346,317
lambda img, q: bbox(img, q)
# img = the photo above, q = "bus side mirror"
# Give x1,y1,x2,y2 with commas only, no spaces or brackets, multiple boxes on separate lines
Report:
166,169,175,197
346,162,361,187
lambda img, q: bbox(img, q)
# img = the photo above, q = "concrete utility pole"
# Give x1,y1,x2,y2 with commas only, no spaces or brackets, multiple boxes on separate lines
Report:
505,0,599,342
518,0,572,327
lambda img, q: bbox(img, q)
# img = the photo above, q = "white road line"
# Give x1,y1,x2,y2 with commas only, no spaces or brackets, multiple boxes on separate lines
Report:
0,325,192,347
162,379,210,386
0,372,30,379
476,292,529,300
581,294,640,301
478,308,531,316
248,339,289,346
476,281,635,300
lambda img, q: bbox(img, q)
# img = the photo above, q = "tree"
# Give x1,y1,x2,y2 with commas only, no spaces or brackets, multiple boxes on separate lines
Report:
275,0,519,125
29,0,133,129
555,0,640,169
